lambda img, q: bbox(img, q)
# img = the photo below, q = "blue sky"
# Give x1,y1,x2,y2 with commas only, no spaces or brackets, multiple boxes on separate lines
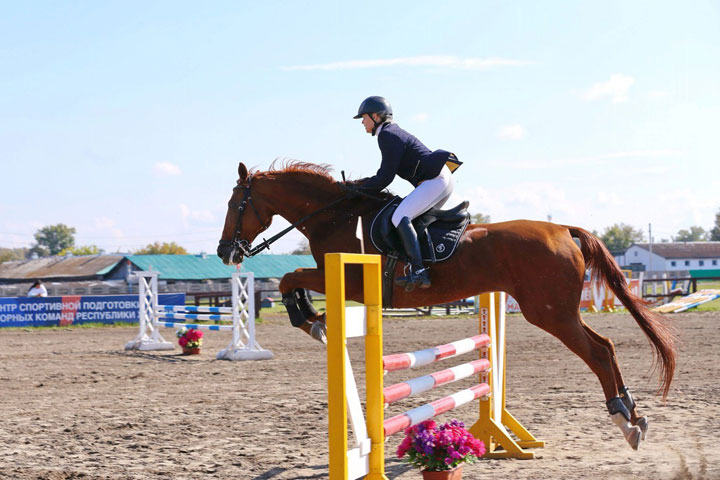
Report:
2,1,719,254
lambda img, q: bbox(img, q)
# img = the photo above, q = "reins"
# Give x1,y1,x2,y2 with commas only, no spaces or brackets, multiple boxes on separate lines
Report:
239,195,348,257
221,171,388,258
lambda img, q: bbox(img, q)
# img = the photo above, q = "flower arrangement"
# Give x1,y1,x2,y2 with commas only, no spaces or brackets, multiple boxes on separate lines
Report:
397,420,486,473
176,327,204,349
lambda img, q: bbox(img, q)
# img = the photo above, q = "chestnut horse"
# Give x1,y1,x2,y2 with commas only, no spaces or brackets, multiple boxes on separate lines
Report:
217,161,676,450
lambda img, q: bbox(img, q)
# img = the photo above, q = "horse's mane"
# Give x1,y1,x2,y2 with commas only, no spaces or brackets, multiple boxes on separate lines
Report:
258,159,335,182
255,158,395,201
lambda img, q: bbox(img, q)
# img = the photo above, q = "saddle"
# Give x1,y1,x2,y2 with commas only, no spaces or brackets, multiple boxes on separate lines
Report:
370,196,471,263
370,197,471,306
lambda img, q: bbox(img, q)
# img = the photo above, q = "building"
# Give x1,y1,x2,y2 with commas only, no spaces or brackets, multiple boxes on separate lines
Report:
0,254,316,297
619,242,720,277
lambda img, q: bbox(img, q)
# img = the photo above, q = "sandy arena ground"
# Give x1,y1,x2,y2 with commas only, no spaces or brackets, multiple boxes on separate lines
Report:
0,310,717,480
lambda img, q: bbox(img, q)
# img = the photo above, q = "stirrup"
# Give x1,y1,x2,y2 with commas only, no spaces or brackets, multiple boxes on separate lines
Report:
396,267,431,292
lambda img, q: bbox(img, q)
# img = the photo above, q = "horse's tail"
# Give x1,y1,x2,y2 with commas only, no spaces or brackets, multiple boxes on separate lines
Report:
567,226,677,400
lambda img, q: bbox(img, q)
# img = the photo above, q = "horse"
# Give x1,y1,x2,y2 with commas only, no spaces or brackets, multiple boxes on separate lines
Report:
217,160,676,450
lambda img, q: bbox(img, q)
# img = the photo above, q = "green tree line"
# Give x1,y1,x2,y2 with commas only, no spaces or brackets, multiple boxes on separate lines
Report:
0,224,189,263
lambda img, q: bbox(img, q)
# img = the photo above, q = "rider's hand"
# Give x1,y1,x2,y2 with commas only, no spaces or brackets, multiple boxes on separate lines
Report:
340,181,362,198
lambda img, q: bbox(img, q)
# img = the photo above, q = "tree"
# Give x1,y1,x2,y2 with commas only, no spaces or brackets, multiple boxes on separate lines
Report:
600,223,645,251
291,239,311,255
0,248,28,264
32,224,76,256
710,209,720,241
134,242,188,255
673,226,709,242
471,213,491,224
58,245,103,256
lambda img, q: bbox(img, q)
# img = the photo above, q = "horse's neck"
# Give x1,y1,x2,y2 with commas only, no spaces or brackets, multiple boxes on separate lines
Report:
261,175,338,226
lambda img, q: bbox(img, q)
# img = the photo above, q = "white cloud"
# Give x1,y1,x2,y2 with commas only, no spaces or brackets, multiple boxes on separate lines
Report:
281,55,532,71
579,74,635,103
88,217,124,243
456,180,718,239
179,204,215,223
461,182,578,223
596,149,683,159
154,162,181,176
94,217,116,230
648,89,669,99
623,166,672,175
497,124,525,140
597,191,622,207
507,149,684,169
644,188,719,235
411,112,430,122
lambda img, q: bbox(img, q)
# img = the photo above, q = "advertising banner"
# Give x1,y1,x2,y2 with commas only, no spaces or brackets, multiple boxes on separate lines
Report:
0,293,185,328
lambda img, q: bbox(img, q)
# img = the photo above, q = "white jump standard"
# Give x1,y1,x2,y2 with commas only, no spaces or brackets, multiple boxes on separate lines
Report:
125,271,272,361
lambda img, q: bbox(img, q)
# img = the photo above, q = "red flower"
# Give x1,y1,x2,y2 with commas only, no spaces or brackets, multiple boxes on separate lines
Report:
186,329,201,342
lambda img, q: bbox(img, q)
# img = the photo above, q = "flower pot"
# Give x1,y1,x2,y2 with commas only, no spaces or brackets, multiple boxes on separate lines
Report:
182,347,201,355
422,465,462,480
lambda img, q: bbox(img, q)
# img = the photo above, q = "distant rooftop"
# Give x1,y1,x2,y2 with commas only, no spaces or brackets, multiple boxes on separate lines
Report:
0,254,124,281
125,254,316,280
0,254,317,282
631,242,720,259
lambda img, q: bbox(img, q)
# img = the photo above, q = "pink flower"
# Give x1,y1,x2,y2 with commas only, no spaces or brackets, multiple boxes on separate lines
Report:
397,436,412,458
178,337,188,347
395,419,486,472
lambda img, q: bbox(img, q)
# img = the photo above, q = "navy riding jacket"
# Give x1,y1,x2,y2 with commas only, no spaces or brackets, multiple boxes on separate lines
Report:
360,123,452,190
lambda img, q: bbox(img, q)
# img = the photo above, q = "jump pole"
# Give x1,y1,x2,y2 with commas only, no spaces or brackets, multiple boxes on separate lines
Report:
326,253,543,480
125,271,272,360
469,292,544,458
326,253,385,480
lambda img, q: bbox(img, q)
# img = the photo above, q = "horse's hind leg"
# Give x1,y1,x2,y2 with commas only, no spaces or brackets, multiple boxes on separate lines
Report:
580,322,649,439
519,303,643,449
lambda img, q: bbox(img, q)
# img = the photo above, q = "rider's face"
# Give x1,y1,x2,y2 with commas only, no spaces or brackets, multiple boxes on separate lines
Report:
361,113,376,134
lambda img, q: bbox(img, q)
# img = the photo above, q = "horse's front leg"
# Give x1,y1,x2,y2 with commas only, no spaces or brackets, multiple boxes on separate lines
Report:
278,268,328,344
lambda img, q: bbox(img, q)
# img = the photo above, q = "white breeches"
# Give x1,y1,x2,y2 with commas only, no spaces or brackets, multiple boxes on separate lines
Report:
392,165,454,227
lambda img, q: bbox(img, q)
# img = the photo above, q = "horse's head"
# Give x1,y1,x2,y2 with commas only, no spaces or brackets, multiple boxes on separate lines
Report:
217,162,274,265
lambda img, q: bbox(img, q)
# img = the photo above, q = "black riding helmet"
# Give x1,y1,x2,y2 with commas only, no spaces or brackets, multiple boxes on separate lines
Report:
353,96,393,119
354,96,393,136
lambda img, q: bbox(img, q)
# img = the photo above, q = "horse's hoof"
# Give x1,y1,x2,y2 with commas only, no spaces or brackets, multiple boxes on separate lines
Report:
635,416,649,441
310,321,327,345
625,425,642,450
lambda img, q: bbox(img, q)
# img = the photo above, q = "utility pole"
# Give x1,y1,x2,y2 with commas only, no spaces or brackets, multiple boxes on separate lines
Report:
648,223,653,273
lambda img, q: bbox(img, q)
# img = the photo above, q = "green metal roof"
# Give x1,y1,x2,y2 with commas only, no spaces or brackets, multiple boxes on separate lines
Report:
124,254,316,280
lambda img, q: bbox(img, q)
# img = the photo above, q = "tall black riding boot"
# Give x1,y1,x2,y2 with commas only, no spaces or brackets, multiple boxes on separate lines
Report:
395,217,431,291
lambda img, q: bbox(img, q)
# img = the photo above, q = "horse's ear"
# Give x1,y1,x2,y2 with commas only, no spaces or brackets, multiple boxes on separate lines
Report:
238,163,249,182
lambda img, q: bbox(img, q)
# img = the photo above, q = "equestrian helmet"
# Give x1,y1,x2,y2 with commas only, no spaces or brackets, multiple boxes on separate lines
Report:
353,96,393,119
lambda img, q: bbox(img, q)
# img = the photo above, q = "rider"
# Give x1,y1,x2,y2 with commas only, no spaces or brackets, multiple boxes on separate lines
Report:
353,96,461,290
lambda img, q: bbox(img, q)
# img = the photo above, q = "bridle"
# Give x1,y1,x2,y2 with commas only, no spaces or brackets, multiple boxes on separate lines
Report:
218,178,272,258
219,175,359,259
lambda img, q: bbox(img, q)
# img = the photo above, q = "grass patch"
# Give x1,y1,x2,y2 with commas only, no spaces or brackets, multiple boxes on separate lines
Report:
693,297,720,312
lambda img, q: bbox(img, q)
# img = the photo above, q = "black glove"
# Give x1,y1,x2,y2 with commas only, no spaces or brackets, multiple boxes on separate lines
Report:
340,182,362,199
